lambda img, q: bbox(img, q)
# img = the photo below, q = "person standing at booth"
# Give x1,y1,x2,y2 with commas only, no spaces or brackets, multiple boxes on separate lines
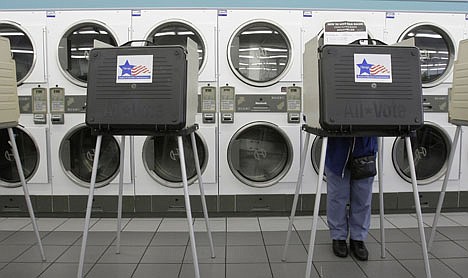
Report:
325,136,378,261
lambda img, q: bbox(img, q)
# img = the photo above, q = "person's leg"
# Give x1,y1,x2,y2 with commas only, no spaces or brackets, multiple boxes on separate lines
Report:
349,176,374,241
326,167,351,240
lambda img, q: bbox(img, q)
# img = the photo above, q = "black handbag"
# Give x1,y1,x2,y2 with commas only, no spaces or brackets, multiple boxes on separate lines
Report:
349,155,377,180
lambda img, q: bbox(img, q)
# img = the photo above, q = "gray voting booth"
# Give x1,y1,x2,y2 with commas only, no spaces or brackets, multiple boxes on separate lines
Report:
0,36,45,261
283,36,432,278
77,39,214,278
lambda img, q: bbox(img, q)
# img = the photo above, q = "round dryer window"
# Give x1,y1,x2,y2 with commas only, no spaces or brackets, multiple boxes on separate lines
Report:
59,124,120,188
399,24,455,87
0,127,39,187
142,132,208,188
392,123,451,185
58,22,118,87
146,22,206,71
311,136,326,181
228,21,291,87
0,23,35,84
227,122,293,187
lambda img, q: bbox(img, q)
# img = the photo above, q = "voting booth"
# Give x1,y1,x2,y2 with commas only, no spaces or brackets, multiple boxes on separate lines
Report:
283,21,432,278
77,39,214,278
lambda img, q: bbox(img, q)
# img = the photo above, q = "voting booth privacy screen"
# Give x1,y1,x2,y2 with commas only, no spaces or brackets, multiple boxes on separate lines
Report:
86,39,198,135
0,37,19,129
303,36,424,135
449,39,468,126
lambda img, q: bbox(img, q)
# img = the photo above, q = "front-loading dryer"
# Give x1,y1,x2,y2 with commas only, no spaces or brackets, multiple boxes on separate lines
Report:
0,11,51,211
384,12,465,95
46,11,133,212
218,9,302,92
218,91,301,212
218,10,303,212
131,10,218,212
382,96,461,210
49,93,133,211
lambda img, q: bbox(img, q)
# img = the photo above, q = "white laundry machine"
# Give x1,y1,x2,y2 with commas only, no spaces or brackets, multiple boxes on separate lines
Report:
0,11,48,95
48,92,133,212
131,10,218,212
218,9,302,92
218,90,302,212
46,11,133,212
382,95,461,209
46,10,130,94
384,12,465,95
131,9,217,84
217,10,302,212
0,12,51,212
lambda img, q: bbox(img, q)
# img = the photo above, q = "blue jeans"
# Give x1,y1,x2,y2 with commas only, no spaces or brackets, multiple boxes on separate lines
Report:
325,167,373,241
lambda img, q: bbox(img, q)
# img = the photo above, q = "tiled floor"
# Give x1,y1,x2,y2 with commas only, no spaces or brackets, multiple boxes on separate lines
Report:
0,213,467,277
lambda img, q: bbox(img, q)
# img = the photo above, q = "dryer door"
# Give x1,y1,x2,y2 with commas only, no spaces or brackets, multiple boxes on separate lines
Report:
228,122,293,187
0,23,35,84
399,24,455,88
58,22,118,87
392,122,451,184
142,132,208,188
59,124,120,188
146,21,206,73
0,127,39,187
228,21,292,87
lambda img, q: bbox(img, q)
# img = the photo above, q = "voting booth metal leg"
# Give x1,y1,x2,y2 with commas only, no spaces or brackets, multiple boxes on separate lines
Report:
116,135,126,254
405,136,431,278
378,137,386,258
282,132,311,261
428,125,461,251
190,132,215,258
77,135,102,278
7,128,46,262
177,136,200,278
305,137,328,278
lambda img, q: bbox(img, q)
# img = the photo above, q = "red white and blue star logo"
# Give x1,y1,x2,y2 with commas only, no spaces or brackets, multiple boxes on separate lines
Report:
354,54,392,83
116,55,153,83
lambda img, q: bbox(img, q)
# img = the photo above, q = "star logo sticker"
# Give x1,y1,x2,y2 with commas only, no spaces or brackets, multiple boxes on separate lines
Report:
119,60,134,75
357,59,373,75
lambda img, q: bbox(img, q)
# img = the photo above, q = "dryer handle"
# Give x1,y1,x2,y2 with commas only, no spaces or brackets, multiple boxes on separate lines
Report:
120,40,156,47
349,38,387,46
62,140,71,171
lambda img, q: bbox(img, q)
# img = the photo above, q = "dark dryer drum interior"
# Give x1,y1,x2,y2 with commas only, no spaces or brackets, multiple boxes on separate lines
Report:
227,122,293,187
392,123,451,184
0,127,39,187
59,124,120,188
58,22,118,85
142,132,208,188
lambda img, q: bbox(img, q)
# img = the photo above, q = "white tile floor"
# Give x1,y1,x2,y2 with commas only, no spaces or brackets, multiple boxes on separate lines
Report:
0,213,467,277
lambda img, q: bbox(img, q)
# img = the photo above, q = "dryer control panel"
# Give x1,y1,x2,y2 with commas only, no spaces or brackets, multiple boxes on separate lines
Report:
220,86,235,123
32,87,47,124
201,86,216,124
49,87,65,125
286,86,301,123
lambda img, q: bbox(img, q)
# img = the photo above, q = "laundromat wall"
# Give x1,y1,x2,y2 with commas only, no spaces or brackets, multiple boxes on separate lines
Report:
1,0,468,216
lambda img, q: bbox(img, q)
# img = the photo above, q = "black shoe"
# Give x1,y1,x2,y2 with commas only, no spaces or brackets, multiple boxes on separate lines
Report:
332,240,348,258
350,239,369,261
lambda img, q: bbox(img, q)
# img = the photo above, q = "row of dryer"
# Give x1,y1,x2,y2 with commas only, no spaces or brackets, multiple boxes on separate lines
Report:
0,9,467,211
